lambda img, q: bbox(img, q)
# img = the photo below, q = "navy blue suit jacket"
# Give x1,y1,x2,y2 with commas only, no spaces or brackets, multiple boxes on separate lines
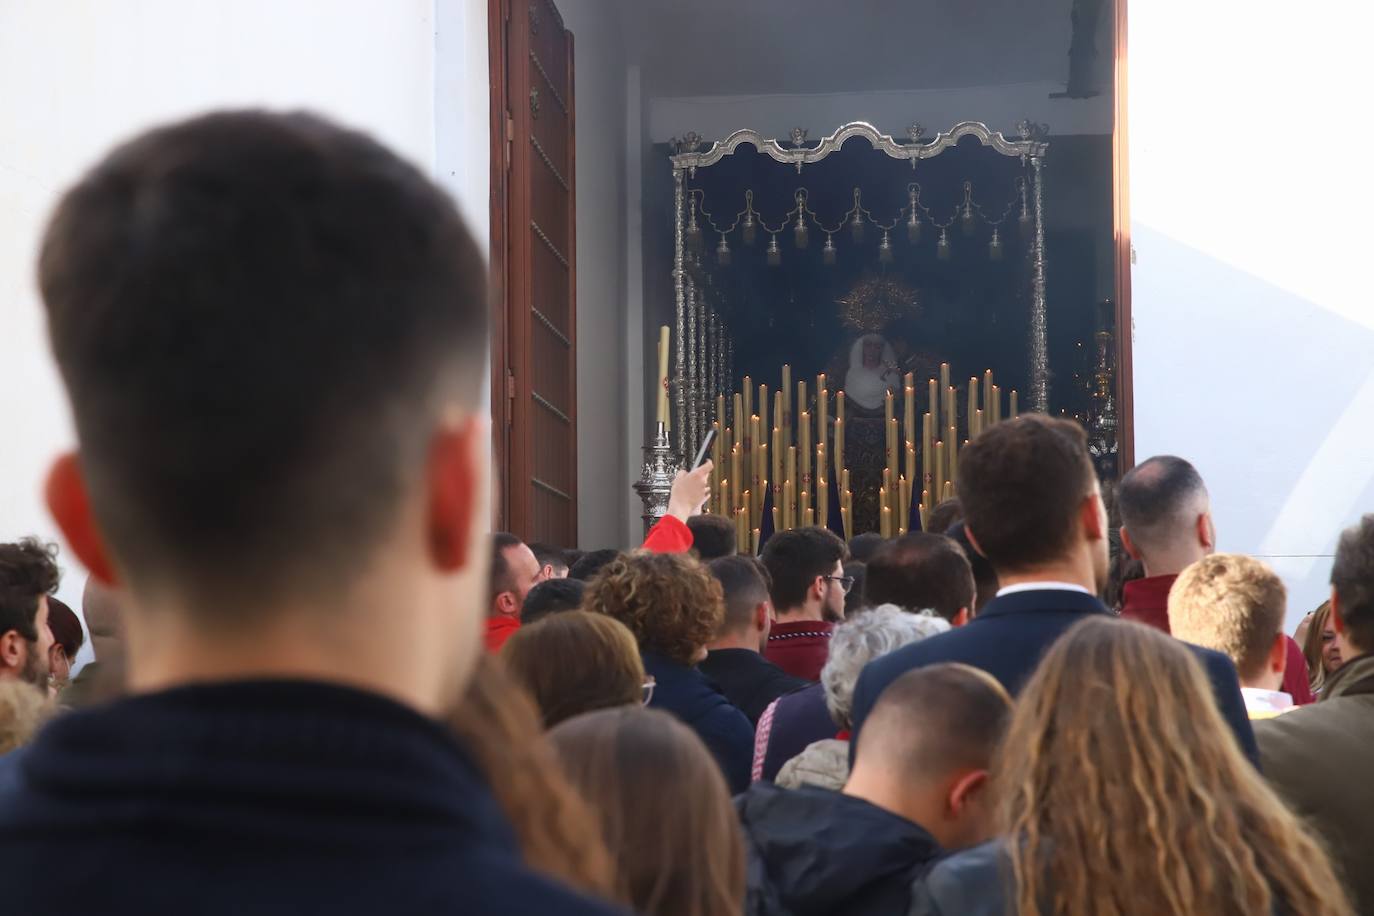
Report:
643,651,755,793
850,588,1259,766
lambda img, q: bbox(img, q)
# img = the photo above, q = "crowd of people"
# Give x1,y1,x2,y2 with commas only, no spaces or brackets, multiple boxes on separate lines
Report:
0,109,1369,915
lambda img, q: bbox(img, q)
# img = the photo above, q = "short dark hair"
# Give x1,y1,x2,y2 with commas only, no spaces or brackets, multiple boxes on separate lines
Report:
0,540,60,643
46,597,85,662
1116,456,1207,553
569,549,621,582
760,527,847,611
863,533,975,621
947,524,998,614
956,414,1096,572
489,532,524,600
927,498,963,538
847,532,889,563
1332,514,1374,653
856,663,1011,774
708,556,770,635
688,515,737,561
528,543,570,576
40,110,486,608
521,578,587,625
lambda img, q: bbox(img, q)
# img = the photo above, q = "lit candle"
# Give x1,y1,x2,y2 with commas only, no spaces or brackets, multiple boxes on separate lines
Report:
834,418,845,482
906,440,916,499
750,414,762,521
947,424,958,487
730,445,742,513
904,385,916,483
934,440,946,495
817,387,829,452
983,369,994,417
733,392,743,433
991,384,1001,425
800,411,812,506
804,507,814,527
881,504,892,539
759,385,770,449
836,390,845,427
922,413,933,491
784,478,795,531
899,475,910,535
841,506,851,542
940,362,951,403
968,378,980,439
1010,390,1019,419
974,409,984,439
943,480,955,502
719,478,730,520
786,447,797,529
752,528,761,557
657,325,670,426
944,386,956,445
817,373,827,398
796,379,807,447
817,444,829,527
710,420,722,510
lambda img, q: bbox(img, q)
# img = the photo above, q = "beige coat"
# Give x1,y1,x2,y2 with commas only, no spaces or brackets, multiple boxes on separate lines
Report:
1254,652,1374,913
775,738,850,791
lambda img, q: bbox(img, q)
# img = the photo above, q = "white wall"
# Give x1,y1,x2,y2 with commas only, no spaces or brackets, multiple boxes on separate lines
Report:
0,0,491,662
1129,4,1374,623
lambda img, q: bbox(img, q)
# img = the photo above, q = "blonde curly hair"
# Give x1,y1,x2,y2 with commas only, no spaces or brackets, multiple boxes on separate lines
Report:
998,617,1352,916
583,550,723,666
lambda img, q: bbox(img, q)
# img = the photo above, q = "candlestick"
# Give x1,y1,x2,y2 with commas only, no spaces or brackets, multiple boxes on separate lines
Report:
991,384,1001,425
750,415,762,522
934,440,946,496
888,418,900,484
730,445,742,513
836,390,845,427
786,447,797,529
784,478,795,531
968,378,979,439
944,386,956,448
796,380,807,448
943,480,955,502
1010,390,1019,419
899,475,910,535
759,384,770,449
800,411,812,506
804,507,814,527
922,413,933,491
834,418,845,483
904,385,916,482
719,478,730,521
781,364,792,428
881,504,892,539
939,362,951,403
657,325,670,427
841,506,851,541
905,440,916,500
737,502,748,553
751,528,760,557
817,445,829,528
975,409,984,439
817,387,829,452
733,392,743,432
772,424,782,511
983,369,994,418
817,373,827,399
947,424,958,487
928,378,939,434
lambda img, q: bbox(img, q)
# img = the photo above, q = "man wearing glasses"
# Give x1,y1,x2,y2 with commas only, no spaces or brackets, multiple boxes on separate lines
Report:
760,527,850,682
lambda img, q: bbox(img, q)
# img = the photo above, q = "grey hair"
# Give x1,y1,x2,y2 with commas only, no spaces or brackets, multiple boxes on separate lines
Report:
820,604,950,728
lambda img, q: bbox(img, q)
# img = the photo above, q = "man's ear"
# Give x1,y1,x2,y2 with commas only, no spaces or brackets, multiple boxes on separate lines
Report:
1080,492,1106,543
45,453,117,584
947,769,989,816
753,602,770,633
427,416,481,572
0,630,25,672
963,524,988,559
952,607,970,628
1269,632,1288,676
1197,512,1215,551
1119,526,1141,561
493,591,518,619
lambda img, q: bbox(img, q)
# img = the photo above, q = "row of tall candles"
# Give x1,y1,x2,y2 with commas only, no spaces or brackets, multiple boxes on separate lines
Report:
707,363,1018,553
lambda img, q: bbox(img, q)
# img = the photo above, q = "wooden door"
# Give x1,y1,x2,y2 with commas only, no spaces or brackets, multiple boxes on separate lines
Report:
490,0,578,544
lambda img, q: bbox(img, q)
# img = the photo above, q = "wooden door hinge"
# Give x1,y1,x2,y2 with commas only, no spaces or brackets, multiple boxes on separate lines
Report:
506,369,516,426
505,112,515,171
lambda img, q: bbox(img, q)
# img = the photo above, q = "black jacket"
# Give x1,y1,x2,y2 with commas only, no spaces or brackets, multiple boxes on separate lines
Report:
0,680,620,915
737,782,944,916
699,648,810,724
850,588,1259,766
906,840,1007,916
644,650,755,793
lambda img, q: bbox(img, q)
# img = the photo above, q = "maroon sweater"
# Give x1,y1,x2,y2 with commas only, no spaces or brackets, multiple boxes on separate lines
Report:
764,620,834,682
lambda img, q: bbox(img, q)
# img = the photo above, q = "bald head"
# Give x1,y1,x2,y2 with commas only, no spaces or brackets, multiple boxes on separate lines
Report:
1116,456,1213,575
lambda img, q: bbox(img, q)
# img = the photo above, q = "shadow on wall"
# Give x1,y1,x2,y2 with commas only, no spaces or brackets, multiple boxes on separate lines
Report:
1130,223,1374,624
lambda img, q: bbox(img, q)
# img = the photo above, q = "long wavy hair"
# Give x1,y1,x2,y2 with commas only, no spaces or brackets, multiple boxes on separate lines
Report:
997,617,1352,916
1303,600,1335,693
549,706,745,916
446,655,616,899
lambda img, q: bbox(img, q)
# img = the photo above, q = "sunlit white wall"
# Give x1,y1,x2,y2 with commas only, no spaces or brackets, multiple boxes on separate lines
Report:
1129,3,1374,623
0,0,490,665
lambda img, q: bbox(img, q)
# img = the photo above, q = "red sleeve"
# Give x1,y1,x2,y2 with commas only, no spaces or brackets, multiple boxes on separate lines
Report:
1282,635,1316,706
641,514,694,554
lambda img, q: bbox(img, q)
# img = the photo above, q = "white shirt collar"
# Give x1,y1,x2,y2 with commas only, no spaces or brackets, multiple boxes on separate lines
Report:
995,581,1094,598
1241,687,1294,718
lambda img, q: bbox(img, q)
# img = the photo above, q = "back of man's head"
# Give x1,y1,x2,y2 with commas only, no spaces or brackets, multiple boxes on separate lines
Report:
520,578,587,625
927,499,964,540
847,532,889,564
956,414,1097,574
1331,514,1374,656
863,533,975,622
855,663,1011,775
527,543,569,578
1116,456,1210,566
947,524,998,615
40,110,487,613
688,515,737,561
569,548,621,582
708,556,770,639
489,532,525,608
760,526,847,612
1169,554,1286,685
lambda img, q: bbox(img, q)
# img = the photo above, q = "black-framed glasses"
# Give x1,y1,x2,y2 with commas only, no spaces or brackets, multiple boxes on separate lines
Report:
822,575,855,595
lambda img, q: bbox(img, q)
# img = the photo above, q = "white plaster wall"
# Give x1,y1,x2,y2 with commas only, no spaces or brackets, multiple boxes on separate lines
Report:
1129,3,1374,623
0,0,491,665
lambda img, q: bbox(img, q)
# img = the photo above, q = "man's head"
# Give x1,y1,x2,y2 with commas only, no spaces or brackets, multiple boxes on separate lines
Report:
0,540,58,689
1169,554,1287,690
1330,514,1374,659
1116,456,1214,577
569,548,621,582
947,524,998,615
528,543,570,580
520,577,587,626
707,556,773,652
846,663,1012,850
863,533,975,625
40,111,491,711
927,498,964,540
846,532,889,564
46,597,84,688
760,527,848,622
956,415,1107,588
490,533,543,620
687,515,737,562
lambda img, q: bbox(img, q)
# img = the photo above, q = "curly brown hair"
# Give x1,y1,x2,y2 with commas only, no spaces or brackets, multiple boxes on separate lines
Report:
999,617,1352,916
583,551,724,665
